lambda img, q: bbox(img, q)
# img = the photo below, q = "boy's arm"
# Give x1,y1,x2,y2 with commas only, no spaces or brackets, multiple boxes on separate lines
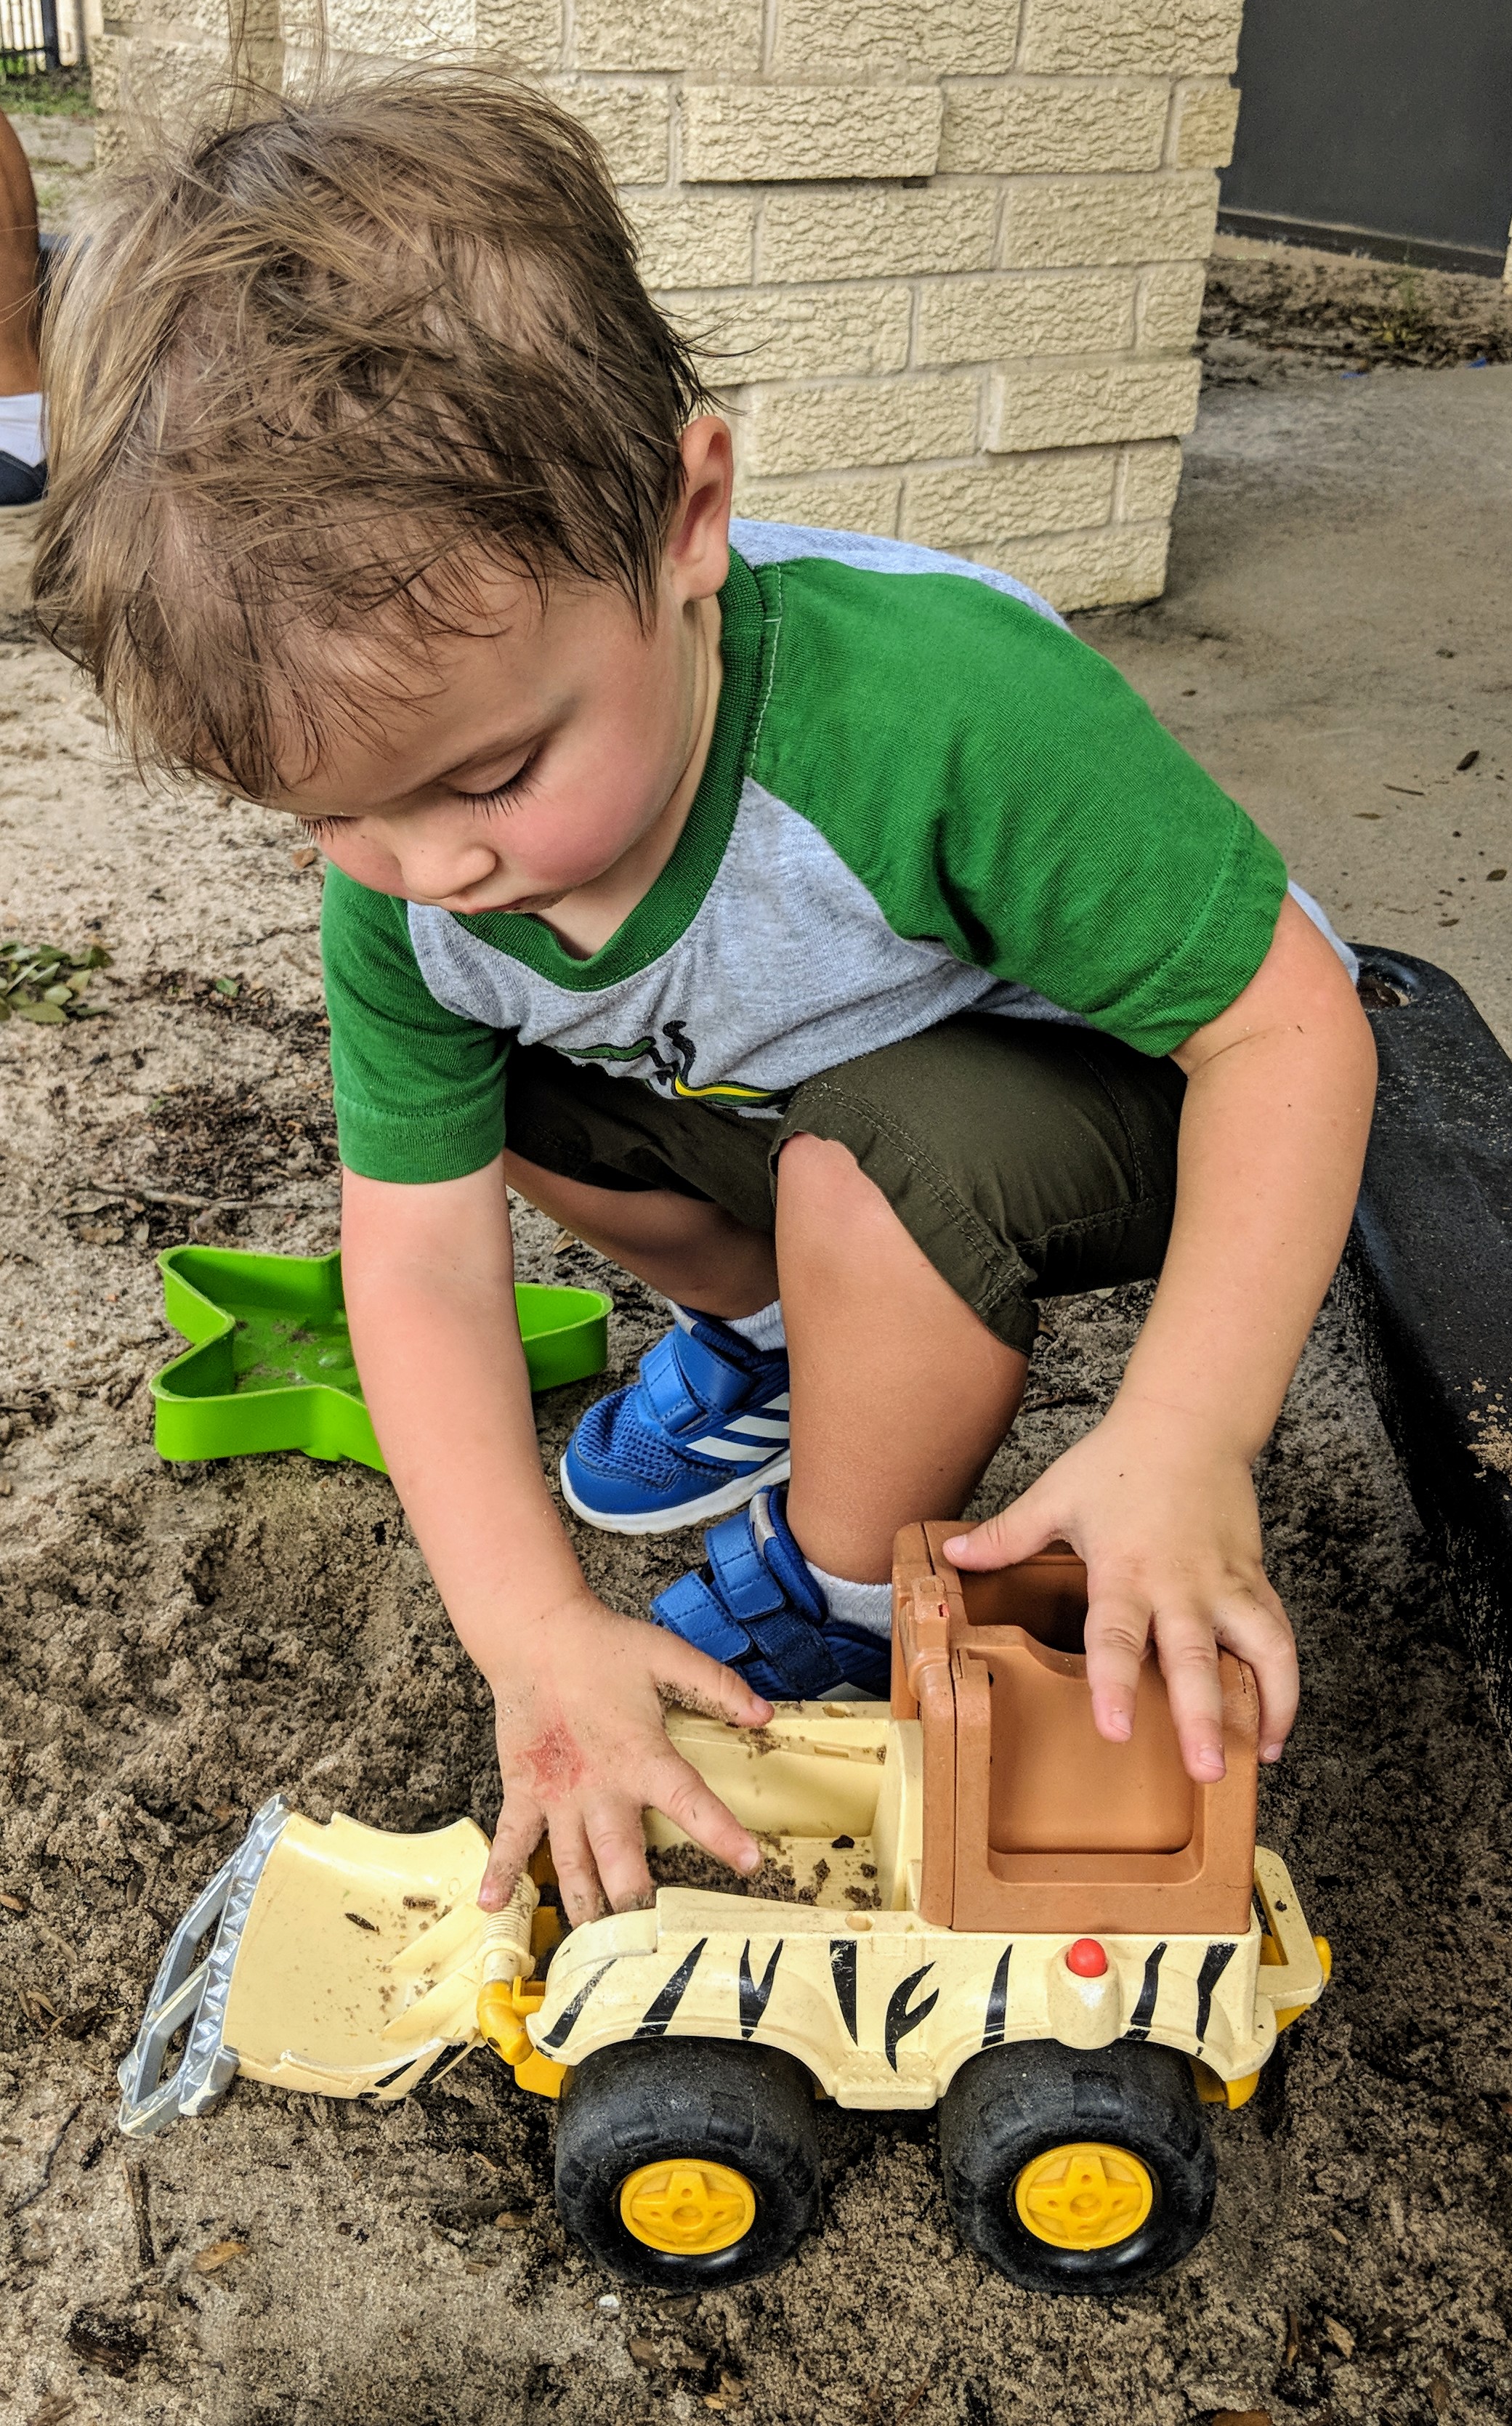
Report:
947,895,1376,1780
340,1157,771,1921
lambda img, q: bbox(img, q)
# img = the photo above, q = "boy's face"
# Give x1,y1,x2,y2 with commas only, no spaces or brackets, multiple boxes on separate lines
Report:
270,419,732,924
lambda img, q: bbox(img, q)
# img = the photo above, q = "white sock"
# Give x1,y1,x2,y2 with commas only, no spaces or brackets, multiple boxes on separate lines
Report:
672,1296,786,1353
0,393,46,468
805,1560,892,1641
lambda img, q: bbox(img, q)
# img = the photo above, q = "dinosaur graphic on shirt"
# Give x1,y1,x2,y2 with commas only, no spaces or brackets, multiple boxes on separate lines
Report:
565,1019,783,1106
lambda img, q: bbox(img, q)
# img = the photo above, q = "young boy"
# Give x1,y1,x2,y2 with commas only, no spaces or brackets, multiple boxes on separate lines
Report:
35,72,1376,1933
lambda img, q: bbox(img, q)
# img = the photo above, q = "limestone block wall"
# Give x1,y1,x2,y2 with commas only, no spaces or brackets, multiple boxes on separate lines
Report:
92,1,1244,608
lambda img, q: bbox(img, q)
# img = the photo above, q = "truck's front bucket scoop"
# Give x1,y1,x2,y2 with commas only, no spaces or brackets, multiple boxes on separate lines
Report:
118,1797,498,2135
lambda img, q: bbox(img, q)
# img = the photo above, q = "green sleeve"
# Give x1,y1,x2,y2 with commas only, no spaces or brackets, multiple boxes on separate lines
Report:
321,869,509,1181
748,559,1288,1056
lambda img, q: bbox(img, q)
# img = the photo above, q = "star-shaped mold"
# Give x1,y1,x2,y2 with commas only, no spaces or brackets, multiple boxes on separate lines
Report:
150,1245,611,1469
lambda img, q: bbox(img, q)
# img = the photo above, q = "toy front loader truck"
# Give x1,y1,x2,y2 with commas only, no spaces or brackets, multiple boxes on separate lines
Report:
119,1532,1328,2294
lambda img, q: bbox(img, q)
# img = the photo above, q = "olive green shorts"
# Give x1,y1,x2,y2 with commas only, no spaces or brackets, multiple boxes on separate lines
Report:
503,1014,1186,1356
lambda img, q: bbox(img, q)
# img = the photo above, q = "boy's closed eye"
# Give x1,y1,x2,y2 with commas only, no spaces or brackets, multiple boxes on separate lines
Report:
292,747,542,841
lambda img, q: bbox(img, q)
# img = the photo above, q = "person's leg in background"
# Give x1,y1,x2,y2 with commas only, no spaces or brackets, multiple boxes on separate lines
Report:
0,108,45,505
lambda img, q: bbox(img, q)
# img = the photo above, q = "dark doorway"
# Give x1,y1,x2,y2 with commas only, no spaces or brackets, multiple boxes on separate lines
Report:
1221,0,1512,276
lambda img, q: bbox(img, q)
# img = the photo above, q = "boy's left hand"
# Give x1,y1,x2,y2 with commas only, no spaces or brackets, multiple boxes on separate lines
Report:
944,1395,1297,1784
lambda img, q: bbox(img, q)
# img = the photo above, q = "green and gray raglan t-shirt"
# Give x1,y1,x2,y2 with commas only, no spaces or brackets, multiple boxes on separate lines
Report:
323,522,1348,1184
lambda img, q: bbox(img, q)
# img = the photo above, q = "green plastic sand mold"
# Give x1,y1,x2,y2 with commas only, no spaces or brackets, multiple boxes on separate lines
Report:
150,1245,612,1471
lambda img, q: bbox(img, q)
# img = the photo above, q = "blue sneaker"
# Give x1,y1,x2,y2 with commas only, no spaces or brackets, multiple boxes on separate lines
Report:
559,1312,791,1535
650,1487,892,1701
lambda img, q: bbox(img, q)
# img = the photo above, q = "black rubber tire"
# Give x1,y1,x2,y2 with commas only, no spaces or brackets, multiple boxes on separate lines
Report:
939,2039,1216,2294
554,2038,822,2287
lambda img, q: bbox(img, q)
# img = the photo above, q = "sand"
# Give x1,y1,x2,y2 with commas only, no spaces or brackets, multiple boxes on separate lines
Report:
3,443,1511,2423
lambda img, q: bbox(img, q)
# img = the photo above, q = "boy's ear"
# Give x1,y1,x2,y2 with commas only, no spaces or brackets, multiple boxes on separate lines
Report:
665,416,734,605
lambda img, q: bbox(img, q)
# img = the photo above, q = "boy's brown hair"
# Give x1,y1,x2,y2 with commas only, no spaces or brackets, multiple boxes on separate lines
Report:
33,69,715,798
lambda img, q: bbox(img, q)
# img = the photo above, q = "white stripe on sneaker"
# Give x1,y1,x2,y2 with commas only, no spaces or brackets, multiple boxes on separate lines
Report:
724,1413,790,1439
687,1434,777,1463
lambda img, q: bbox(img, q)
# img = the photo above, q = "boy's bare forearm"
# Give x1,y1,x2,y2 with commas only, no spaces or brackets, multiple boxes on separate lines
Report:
340,1160,585,1675
1122,896,1378,1454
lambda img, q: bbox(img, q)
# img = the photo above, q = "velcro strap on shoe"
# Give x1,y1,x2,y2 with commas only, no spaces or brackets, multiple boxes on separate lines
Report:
649,1570,751,1666
741,1609,836,1699
638,1323,756,1440
703,1505,787,1622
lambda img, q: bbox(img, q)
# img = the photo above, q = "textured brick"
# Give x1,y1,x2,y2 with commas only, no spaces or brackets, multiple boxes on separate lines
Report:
1136,259,1207,350
773,0,1014,78
555,81,671,184
744,373,981,474
325,0,474,61
939,78,1168,176
761,185,995,283
682,84,942,184
902,450,1119,551
1117,438,1184,523
915,270,1135,365
733,472,902,536
474,0,562,71
665,283,913,381
124,0,236,41
112,33,228,118
1174,78,1241,168
632,193,756,287
987,357,1200,451
84,31,126,112
998,172,1217,269
998,522,1172,610
1020,0,1240,78
573,0,759,75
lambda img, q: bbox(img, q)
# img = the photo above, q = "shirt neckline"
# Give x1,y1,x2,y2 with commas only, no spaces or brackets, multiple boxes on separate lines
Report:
445,547,768,992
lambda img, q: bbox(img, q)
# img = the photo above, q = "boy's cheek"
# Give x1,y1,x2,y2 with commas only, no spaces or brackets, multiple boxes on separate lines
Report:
315,830,409,894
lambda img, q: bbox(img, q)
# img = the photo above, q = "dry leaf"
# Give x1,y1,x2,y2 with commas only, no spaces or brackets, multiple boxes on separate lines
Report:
492,2209,527,2231
17,1985,61,2026
291,847,318,869
628,2340,660,2366
31,2395,78,2425
1430,2379,1452,2417
0,1891,28,1914
192,2238,248,2275
1322,2315,1356,2359
1213,2414,1272,2425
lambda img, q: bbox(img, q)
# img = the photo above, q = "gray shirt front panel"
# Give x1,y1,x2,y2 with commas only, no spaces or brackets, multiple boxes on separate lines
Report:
407,780,1074,1113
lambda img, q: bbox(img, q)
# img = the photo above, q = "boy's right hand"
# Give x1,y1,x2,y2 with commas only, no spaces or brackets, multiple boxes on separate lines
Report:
477,1592,772,1925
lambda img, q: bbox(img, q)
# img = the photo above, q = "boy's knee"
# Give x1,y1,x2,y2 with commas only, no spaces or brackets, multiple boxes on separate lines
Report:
777,1131,890,1231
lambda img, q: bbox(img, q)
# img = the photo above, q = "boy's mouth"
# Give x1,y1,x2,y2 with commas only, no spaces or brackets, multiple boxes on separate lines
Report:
429,883,567,917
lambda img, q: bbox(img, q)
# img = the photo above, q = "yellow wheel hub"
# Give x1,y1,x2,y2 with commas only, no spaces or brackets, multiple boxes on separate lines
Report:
619,2159,756,2257
1014,2142,1154,2252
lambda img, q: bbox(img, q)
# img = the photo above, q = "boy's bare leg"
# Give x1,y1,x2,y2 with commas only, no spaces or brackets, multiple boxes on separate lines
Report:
0,113,41,396
504,1136,1027,1579
775,1135,1026,1580
501,1149,780,1318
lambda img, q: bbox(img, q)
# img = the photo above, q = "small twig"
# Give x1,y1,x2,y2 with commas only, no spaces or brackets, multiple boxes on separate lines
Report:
79,1177,335,1214
124,2154,155,2271
7,2100,83,2216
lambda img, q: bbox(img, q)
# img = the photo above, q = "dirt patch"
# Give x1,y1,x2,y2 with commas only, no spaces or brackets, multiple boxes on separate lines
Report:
2,519,1511,2426
1201,238,1512,390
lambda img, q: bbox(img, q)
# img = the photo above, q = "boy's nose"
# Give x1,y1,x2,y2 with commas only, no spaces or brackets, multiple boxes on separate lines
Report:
392,829,500,903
